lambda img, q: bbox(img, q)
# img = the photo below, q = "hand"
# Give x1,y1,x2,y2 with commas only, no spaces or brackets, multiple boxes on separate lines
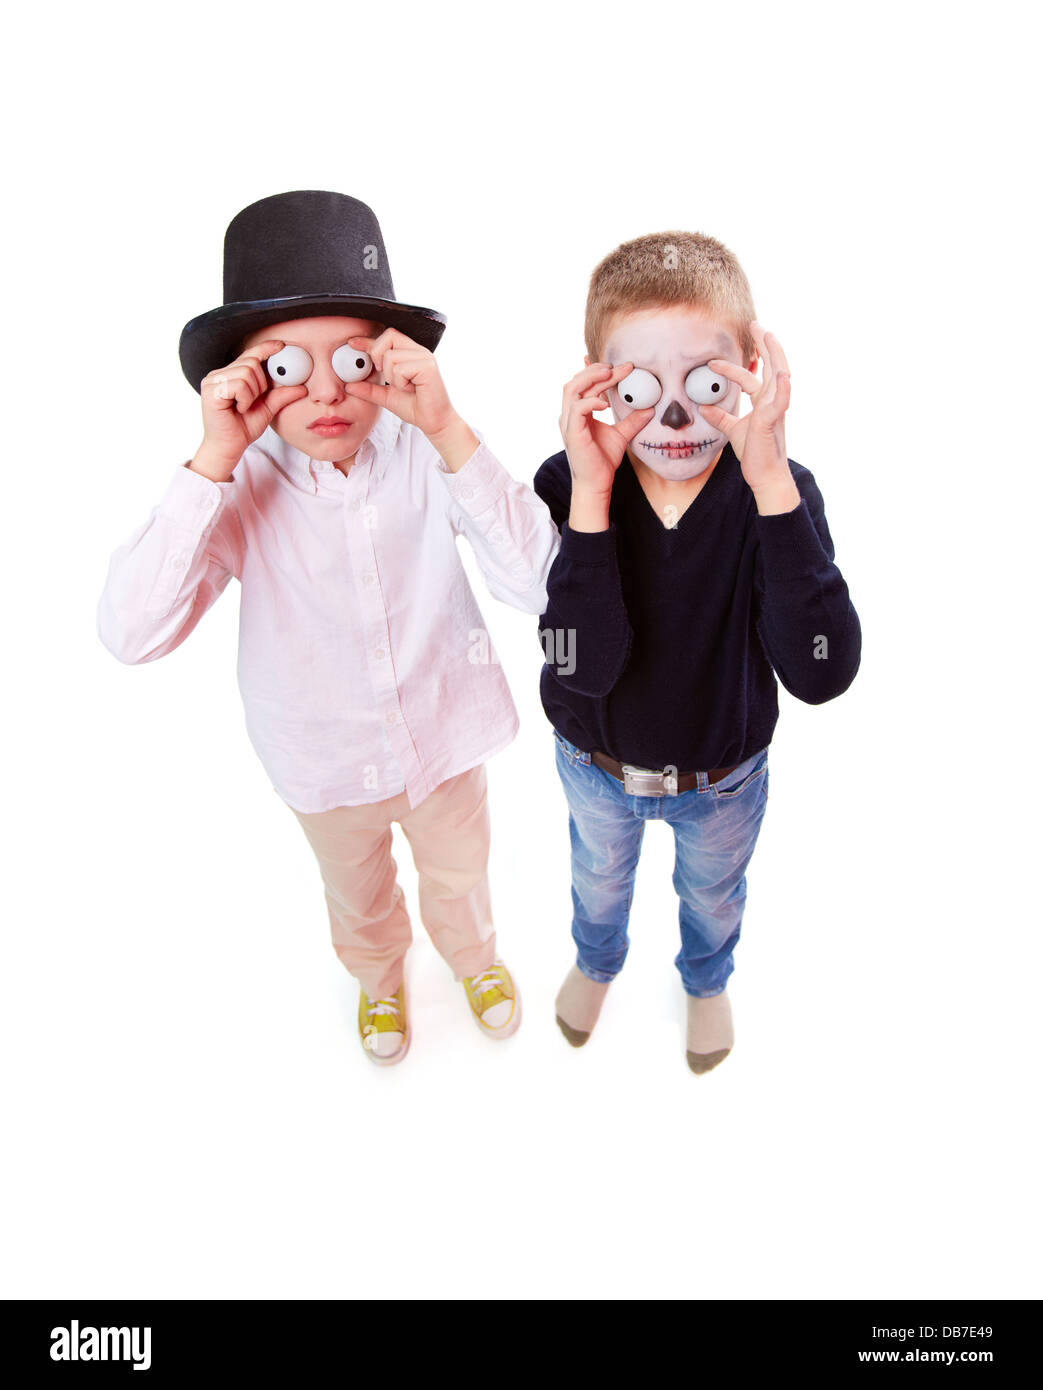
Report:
199,340,309,469
560,361,655,498
340,328,457,439
698,322,792,497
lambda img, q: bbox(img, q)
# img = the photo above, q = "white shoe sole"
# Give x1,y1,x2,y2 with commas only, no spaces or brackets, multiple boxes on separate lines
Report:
363,1029,411,1067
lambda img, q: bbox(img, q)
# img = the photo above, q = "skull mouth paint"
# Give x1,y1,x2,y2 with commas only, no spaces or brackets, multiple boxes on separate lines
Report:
643,438,718,459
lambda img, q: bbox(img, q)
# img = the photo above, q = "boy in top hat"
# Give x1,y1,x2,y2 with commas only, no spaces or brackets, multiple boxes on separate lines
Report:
97,190,561,1066
534,231,862,1073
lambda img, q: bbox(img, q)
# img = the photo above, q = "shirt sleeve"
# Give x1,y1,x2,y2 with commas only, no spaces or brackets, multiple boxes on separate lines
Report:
753,462,862,703
531,455,634,699
431,429,562,615
96,462,245,665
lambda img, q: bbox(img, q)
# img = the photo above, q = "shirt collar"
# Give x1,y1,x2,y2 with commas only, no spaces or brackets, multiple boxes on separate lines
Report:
253,410,403,493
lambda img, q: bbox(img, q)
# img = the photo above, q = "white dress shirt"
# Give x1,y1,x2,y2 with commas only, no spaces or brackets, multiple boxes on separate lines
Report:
97,411,560,812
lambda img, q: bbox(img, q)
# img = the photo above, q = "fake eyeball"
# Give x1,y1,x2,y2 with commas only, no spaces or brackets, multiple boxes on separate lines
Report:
684,364,730,405
331,345,374,384
616,368,662,410
266,345,313,386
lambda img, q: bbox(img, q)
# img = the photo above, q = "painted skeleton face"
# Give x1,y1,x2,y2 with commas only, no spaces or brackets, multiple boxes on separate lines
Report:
603,307,746,482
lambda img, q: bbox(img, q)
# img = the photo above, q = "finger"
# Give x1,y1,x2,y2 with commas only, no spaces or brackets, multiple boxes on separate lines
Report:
584,360,636,400
382,349,425,389
564,362,624,404
386,348,432,389
562,397,602,441
762,329,790,380
349,329,391,373
707,358,760,395
234,383,261,415
380,349,402,387
571,395,610,417
380,348,426,387
563,371,607,414
343,378,390,408
232,362,273,412
235,338,287,364
219,356,268,398
260,383,309,417
698,403,739,435
614,405,656,444
234,345,284,400
562,397,605,445
379,328,419,350
208,368,261,413
351,328,412,367
773,370,791,416
204,367,247,404
750,321,773,391
242,357,268,400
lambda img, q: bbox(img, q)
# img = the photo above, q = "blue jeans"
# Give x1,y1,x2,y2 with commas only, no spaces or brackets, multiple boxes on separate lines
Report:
553,731,770,997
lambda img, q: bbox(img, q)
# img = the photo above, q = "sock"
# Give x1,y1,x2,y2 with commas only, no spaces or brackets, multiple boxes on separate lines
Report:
686,989,734,1073
555,965,611,1045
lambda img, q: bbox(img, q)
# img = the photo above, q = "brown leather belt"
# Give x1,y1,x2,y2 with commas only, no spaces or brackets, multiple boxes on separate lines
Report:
592,750,739,795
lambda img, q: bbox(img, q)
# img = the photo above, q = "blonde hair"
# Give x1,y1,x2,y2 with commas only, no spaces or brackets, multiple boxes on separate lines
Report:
585,231,757,367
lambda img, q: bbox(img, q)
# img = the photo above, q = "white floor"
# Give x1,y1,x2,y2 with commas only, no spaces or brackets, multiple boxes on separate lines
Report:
6,642,1038,1299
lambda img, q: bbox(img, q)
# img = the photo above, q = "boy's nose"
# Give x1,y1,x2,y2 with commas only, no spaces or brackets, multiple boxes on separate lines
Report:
660,399,692,430
311,372,346,405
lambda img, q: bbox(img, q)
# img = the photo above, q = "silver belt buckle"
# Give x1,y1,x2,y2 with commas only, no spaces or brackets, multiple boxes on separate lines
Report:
621,763,679,797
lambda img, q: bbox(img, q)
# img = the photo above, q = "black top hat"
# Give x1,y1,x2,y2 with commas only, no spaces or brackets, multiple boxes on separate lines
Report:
178,190,447,392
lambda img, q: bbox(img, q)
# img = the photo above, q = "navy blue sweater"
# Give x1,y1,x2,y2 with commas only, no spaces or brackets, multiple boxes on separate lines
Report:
532,445,861,771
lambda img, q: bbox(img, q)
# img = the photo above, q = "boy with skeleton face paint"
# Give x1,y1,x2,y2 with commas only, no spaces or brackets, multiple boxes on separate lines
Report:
533,231,862,1073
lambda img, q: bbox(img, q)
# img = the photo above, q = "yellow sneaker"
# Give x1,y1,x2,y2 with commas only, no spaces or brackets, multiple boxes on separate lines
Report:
462,959,521,1039
357,984,409,1066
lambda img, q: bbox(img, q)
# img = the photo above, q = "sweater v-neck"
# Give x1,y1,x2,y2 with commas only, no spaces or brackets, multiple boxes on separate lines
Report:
619,446,734,540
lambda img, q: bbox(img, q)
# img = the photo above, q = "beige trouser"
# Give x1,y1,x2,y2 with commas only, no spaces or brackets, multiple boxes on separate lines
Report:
288,764,497,1000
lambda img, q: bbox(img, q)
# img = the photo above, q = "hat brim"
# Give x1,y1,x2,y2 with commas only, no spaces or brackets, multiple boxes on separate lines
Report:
178,293,447,393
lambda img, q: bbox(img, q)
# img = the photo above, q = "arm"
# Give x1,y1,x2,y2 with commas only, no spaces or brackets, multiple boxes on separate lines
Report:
97,461,244,665
339,334,561,615
532,456,634,699
529,359,654,699
99,334,301,665
699,326,861,703
753,463,862,703
431,430,562,616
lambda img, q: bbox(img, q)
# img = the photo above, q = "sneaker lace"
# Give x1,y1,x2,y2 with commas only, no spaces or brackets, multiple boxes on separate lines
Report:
365,997,401,1024
468,970,502,997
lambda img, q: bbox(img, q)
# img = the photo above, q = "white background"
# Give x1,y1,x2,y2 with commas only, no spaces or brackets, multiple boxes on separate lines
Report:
4,0,1039,1300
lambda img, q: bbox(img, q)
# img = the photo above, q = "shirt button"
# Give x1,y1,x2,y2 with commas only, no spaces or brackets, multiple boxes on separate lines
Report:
490,528,505,543
352,499,362,512
363,573,375,586
460,487,475,500
172,556,187,569
375,648,386,660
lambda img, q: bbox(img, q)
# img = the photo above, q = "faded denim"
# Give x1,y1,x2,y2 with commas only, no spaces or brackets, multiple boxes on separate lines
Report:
553,730,770,997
